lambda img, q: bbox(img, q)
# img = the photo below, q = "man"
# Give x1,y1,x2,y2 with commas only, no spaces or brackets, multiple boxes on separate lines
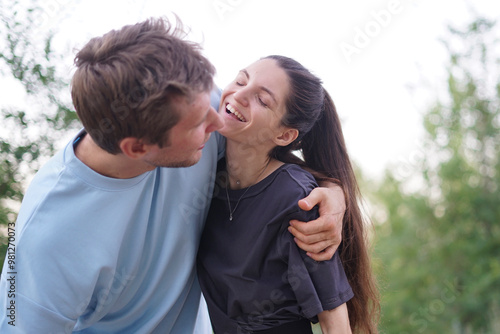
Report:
0,17,344,333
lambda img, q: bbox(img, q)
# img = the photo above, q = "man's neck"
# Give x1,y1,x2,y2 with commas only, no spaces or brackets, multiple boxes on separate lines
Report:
74,133,153,179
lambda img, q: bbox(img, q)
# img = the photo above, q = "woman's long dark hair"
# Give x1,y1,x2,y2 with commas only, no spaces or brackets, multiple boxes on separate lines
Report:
266,55,380,334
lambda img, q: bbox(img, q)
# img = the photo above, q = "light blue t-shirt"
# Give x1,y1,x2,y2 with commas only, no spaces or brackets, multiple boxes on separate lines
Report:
0,92,225,333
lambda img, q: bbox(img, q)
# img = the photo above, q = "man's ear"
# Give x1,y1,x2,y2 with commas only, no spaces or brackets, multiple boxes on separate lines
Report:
274,128,299,147
119,137,149,159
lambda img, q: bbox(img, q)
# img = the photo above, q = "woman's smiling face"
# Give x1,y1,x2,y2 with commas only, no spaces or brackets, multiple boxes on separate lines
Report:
218,58,290,147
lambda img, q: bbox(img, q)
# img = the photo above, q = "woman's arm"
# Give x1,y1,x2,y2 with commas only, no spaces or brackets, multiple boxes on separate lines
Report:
318,303,352,334
288,182,345,261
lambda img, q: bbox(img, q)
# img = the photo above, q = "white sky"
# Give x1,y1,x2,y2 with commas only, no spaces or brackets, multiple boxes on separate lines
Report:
2,0,499,179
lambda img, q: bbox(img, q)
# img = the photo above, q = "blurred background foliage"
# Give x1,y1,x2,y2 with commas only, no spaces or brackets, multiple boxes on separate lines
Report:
0,0,80,259
366,17,500,334
0,1,499,333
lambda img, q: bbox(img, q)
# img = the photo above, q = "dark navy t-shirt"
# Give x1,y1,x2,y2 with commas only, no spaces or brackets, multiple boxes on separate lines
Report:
197,162,353,334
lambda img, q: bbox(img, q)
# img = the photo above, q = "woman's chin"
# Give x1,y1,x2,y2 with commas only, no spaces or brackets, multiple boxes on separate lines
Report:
218,124,240,139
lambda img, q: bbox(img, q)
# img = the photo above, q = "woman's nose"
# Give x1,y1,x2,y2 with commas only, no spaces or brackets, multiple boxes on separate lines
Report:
233,86,249,107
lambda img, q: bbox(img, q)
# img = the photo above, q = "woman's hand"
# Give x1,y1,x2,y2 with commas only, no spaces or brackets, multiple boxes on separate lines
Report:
288,184,345,261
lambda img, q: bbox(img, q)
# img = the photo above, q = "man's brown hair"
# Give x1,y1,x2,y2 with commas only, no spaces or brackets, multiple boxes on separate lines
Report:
71,17,215,154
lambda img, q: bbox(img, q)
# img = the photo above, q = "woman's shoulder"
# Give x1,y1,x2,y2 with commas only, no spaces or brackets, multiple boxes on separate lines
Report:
275,163,318,193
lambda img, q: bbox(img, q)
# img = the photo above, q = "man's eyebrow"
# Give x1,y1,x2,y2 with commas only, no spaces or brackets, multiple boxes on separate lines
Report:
240,69,277,104
194,108,210,127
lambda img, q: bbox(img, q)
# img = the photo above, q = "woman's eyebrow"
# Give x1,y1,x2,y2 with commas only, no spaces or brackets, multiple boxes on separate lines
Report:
260,86,277,104
240,69,277,104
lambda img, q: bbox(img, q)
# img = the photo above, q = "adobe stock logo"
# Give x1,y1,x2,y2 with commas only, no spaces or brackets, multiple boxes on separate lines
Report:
340,0,403,63
212,0,244,20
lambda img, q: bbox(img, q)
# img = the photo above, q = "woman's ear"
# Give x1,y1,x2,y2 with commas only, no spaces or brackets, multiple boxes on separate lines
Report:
274,128,299,147
119,137,149,159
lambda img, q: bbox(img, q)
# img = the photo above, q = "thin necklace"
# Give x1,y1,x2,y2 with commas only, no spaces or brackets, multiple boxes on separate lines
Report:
225,160,271,221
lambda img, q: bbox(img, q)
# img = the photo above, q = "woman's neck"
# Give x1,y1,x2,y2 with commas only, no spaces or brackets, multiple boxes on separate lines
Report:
225,140,283,189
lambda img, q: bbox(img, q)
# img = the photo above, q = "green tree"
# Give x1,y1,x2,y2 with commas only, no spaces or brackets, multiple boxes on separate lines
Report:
0,0,80,267
371,17,500,333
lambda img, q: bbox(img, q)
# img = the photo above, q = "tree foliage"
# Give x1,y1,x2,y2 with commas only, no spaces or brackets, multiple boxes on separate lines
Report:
0,0,80,266
371,17,500,333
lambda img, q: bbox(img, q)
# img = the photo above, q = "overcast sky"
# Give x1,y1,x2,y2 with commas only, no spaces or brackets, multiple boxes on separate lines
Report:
3,0,499,179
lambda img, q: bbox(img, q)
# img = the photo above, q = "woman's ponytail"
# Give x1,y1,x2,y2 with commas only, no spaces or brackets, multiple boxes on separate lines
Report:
265,55,380,333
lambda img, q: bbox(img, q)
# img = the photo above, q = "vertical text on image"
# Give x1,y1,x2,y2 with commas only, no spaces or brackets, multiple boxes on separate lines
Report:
6,222,17,326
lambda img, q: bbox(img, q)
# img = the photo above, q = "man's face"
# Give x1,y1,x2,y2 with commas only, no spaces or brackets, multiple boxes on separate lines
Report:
144,91,223,168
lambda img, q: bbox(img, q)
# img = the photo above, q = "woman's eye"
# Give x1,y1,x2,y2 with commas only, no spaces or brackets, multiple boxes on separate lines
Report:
258,97,268,107
235,81,244,86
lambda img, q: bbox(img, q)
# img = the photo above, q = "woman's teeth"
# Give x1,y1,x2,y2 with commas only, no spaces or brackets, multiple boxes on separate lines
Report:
226,104,247,122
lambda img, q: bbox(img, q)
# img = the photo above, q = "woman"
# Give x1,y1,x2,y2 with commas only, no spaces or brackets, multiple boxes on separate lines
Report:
197,56,379,333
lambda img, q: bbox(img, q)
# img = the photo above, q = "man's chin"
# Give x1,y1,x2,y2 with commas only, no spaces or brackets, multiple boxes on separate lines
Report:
166,162,197,168
164,156,202,168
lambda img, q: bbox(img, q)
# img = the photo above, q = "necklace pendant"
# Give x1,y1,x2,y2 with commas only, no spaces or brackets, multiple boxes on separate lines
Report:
225,159,270,224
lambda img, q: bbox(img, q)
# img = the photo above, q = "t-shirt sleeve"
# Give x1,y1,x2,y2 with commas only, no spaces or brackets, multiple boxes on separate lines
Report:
0,232,83,333
0,286,77,333
0,185,116,332
278,207,354,321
